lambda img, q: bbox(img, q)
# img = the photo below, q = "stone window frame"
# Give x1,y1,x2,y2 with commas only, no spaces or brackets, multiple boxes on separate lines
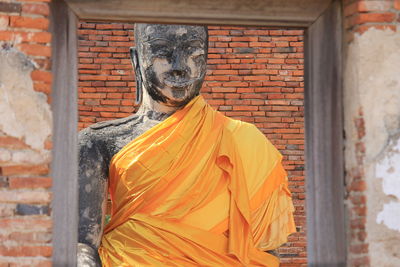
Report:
50,0,345,265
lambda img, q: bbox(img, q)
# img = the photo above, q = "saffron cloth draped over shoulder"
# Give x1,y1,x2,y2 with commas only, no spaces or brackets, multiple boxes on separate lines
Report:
98,96,296,266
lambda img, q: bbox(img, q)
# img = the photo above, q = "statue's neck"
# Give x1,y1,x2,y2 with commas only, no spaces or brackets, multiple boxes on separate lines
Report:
136,88,179,121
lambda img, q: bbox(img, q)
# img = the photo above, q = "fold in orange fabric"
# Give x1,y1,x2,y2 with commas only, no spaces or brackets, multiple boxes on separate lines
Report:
98,96,296,266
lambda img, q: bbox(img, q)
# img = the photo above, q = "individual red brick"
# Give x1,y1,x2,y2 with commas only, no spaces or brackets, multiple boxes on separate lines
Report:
0,2,21,13
22,3,49,16
290,42,303,47
80,75,108,81
31,70,52,83
350,256,370,266
249,42,274,48
102,35,130,41
119,106,135,113
211,70,238,75
96,23,124,30
92,106,119,112
0,205,14,217
0,190,51,204
231,36,258,42
26,31,51,43
0,15,9,29
274,41,289,47
355,12,396,25
228,42,249,48
232,106,258,111
0,245,52,257
80,22,96,29
0,31,13,41
243,75,270,81
246,30,270,35
212,87,236,93
358,1,391,12
0,136,29,149
81,116,97,122
111,30,128,36
94,58,120,64
356,24,396,34
0,164,49,176
108,41,132,47
43,137,52,151
120,100,134,106
272,36,299,42
0,218,52,233
9,177,52,189
395,0,400,10
208,30,230,35
90,47,117,52
283,30,303,35
344,1,359,17
9,16,49,30
6,231,51,243
18,43,51,57
226,99,251,105
349,180,367,192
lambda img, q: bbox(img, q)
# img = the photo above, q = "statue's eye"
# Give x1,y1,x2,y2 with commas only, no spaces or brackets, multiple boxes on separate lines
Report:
146,39,172,57
190,49,204,58
157,48,171,57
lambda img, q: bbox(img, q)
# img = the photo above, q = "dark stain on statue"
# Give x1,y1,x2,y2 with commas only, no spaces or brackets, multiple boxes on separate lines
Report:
134,24,208,108
144,67,168,103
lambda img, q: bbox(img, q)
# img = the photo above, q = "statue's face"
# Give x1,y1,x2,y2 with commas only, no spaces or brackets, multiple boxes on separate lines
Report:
136,24,207,107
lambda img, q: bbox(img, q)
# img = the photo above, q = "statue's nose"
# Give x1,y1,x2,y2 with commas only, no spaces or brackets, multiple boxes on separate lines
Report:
171,51,186,77
171,69,184,79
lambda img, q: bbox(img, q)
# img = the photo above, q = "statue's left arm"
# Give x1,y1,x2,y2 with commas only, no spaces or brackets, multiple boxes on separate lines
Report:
77,128,109,267
233,122,296,258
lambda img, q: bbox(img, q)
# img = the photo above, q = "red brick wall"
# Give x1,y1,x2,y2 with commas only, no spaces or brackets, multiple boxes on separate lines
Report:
78,22,136,124
344,0,399,42
0,0,52,266
343,1,399,266
78,22,306,266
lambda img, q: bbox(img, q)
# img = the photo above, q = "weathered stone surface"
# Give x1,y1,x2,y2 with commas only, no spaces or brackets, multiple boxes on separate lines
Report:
344,28,400,266
0,48,51,164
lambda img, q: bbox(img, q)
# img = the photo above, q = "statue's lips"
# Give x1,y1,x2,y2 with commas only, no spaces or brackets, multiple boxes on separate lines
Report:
164,78,193,89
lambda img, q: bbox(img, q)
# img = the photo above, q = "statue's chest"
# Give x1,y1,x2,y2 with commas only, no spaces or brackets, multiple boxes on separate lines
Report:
108,118,163,161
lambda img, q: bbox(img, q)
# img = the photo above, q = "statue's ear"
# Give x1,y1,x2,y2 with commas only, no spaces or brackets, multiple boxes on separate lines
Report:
130,47,142,104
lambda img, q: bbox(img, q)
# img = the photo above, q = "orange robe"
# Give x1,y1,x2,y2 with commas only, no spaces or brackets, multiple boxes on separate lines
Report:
98,96,296,266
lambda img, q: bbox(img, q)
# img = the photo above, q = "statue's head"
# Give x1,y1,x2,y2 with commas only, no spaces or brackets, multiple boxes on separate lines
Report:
131,24,208,108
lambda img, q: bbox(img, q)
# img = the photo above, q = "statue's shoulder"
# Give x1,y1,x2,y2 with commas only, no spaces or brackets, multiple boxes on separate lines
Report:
224,117,261,137
224,116,280,156
223,118,282,179
78,114,140,143
89,114,140,131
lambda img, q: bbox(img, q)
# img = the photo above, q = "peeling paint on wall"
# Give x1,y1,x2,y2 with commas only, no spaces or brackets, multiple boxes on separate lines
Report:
344,28,400,266
376,137,400,232
0,47,51,164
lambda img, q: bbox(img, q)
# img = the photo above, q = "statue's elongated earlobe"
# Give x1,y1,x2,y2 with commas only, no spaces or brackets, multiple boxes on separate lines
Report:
130,47,142,104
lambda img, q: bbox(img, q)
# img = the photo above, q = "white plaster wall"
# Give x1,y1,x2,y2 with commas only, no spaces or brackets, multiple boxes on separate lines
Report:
344,28,400,266
0,48,52,164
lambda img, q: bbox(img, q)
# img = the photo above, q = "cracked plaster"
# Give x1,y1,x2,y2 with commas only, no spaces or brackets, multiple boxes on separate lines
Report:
344,28,400,266
0,48,51,164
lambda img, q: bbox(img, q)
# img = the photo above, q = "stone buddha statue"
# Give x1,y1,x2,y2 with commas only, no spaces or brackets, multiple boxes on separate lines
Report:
78,23,295,267
77,24,208,266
